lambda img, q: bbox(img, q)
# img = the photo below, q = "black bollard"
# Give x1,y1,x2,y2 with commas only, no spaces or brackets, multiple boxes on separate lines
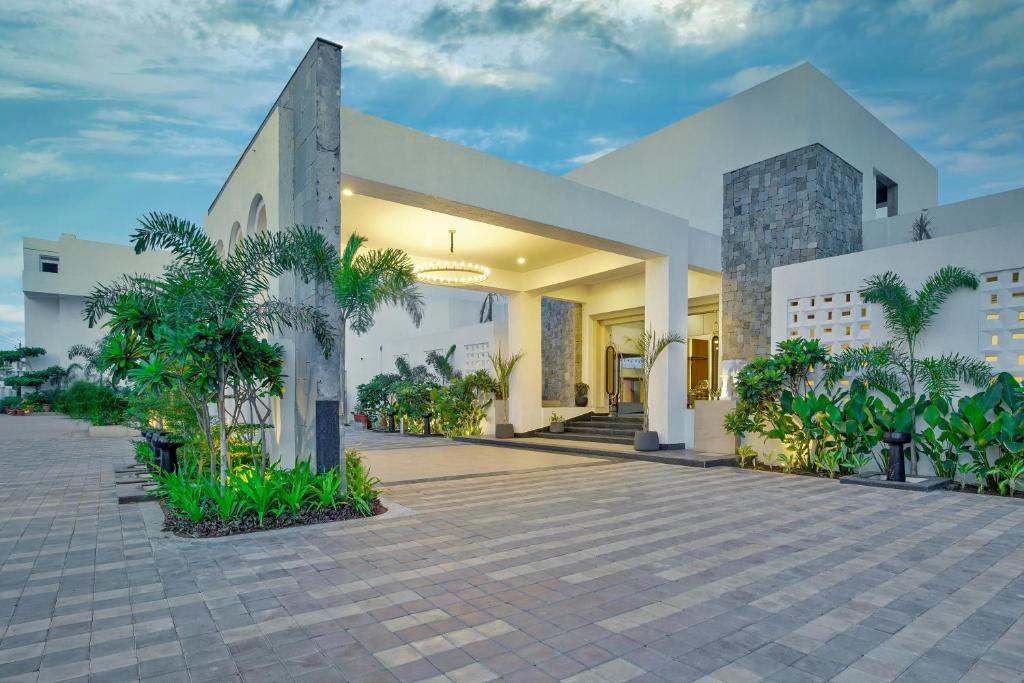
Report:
882,431,911,482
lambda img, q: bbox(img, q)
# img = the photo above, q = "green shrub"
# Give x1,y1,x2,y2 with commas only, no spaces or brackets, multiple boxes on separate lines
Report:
54,381,128,425
345,450,380,516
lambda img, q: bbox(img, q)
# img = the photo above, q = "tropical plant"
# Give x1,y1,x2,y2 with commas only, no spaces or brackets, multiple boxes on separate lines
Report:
489,348,525,424
311,467,344,509
431,370,497,436
628,327,686,433
549,412,564,424
84,213,336,486
426,345,459,386
825,267,990,475
234,468,279,526
153,464,205,523
911,212,933,241
736,445,759,469
331,231,423,436
479,292,501,323
67,343,102,382
345,450,380,517
575,382,589,397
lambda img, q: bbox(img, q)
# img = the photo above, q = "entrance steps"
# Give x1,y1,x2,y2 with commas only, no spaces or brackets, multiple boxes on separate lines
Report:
535,413,643,445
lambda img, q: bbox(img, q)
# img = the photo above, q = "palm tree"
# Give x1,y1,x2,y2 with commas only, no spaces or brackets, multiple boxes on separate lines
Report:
628,327,686,433
824,266,990,475
426,345,459,386
67,343,101,382
911,212,933,241
332,233,424,424
479,293,500,323
85,212,336,485
488,348,525,425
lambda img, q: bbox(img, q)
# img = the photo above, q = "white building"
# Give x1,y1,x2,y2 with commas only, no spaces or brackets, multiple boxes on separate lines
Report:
22,234,171,371
22,39,1024,468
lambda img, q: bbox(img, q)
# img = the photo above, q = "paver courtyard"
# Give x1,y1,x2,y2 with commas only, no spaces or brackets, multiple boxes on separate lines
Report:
1,416,1024,682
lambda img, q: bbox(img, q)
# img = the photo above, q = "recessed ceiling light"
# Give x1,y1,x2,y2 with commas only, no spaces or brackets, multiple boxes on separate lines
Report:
341,188,353,196
424,240,433,247
516,257,526,265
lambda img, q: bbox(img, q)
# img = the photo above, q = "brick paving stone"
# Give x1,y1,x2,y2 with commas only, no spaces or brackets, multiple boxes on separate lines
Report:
4,415,1024,682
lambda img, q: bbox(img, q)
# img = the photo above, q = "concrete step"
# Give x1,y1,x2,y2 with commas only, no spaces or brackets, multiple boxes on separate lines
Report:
563,425,635,437
535,431,634,445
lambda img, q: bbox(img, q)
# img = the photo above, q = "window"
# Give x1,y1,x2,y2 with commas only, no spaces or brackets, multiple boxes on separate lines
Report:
39,255,59,273
875,171,898,218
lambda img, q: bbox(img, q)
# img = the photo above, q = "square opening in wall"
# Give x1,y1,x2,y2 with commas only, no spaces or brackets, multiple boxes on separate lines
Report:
874,171,898,218
39,255,59,273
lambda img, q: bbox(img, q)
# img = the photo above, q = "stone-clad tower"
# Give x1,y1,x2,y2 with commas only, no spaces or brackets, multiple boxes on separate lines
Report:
720,144,862,382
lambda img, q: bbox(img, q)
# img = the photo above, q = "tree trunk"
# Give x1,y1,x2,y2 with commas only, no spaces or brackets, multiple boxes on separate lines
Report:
217,376,228,488
339,323,348,425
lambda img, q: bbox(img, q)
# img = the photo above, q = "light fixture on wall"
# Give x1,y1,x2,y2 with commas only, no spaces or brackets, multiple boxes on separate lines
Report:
413,229,490,286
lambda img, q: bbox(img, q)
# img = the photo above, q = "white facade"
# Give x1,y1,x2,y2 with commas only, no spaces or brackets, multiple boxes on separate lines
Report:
22,235,172,371
566,63,937,235
20,46,1024,462
772,224,1024,383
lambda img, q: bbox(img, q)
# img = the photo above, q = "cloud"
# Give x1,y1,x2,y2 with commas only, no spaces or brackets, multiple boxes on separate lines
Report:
0,149,75,182
431,125,530,151
350,32,549,89
0,79,61,99
0,303,23,325
709,62,803,95
566,135,629,166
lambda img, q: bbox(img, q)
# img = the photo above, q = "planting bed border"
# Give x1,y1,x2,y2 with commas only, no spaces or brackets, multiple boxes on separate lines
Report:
140,497,412,541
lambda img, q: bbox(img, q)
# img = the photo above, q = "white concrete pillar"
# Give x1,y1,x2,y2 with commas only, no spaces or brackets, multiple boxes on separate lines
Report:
506,291,543,433
644,254,688,446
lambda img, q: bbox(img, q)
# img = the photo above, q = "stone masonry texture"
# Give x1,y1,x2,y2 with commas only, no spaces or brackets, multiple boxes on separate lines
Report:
721,143,863,361
541,298,580,405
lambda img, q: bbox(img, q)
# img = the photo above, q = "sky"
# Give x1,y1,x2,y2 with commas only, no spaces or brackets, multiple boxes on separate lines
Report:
1,0,1023,346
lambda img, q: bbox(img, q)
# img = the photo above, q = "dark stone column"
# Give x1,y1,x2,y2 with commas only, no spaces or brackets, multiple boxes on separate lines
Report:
721,143,862,377
541,297,581,406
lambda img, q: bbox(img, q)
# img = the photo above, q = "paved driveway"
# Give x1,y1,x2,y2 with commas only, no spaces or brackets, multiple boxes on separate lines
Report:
2,415,1024,682
345,427,610,485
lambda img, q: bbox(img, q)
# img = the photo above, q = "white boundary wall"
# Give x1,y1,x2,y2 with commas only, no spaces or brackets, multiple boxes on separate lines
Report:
772,223,1024,383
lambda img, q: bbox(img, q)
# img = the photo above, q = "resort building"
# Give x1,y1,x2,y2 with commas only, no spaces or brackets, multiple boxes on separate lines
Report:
22,38,1024,469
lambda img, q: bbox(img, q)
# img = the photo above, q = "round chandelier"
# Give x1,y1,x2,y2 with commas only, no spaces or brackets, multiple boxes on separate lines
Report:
414,230,490,286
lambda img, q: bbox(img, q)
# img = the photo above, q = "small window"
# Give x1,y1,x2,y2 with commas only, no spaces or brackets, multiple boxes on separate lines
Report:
1013,272,1020,283
39,255,59,273
992,294,999,304
845,293,852,303
992,335,1000,346
987,313,1000,321
823,296,833,303
985,355,998,363
875,171,898,218
986,275,999,283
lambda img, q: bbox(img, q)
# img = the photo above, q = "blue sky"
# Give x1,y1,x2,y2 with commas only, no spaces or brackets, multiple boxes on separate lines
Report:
1,0,1022,346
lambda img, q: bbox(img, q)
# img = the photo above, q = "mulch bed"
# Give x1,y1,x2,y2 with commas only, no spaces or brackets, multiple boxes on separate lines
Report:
160,499,387,538
741,464,1024,500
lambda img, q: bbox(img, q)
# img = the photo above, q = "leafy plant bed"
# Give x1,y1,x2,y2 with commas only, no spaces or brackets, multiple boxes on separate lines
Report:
158,498,387,538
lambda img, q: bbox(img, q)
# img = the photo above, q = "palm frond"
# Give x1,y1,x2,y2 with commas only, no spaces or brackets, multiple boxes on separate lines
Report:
915,266,978,331
132,212,219,271
860,271,918,339
916,353,991,398
249,298,336,357
279,225,339,284
82,275,161,327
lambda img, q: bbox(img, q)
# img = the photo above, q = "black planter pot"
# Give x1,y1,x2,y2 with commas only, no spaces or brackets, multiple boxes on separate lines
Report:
574,395,588,407
153,436,184,473
882,431,912,482
634,430,660,452
495,423,515,439
422,413,433,436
